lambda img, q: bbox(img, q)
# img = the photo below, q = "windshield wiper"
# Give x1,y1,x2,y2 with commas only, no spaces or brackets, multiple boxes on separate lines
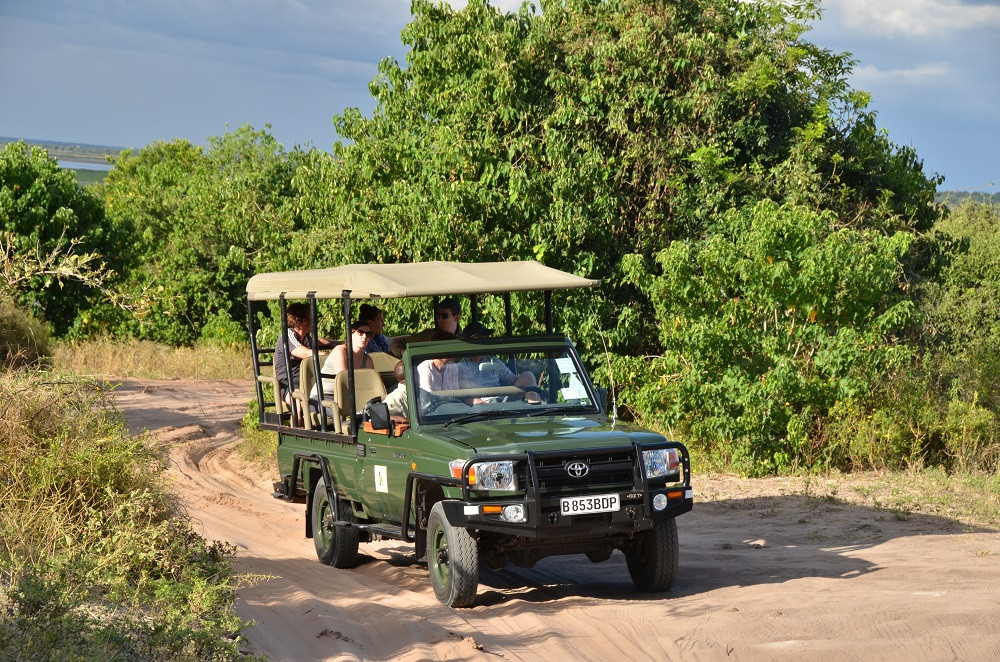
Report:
442,409,517,428
523,404,597,418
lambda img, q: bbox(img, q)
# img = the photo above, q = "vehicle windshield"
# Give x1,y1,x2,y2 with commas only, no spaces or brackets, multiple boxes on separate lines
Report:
412,345,600,426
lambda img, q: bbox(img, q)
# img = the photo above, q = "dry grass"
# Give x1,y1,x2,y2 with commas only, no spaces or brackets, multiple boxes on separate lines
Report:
53,338,252,380
697,468,1000,529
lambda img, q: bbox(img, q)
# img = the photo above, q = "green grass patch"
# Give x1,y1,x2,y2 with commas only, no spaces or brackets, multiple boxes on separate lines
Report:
0,370,262,660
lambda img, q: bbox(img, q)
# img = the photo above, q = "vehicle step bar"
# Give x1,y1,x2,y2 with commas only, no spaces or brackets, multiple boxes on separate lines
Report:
333,521,406,541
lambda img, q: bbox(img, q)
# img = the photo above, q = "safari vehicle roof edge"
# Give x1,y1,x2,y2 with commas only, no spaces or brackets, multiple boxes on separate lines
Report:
246,260,599,301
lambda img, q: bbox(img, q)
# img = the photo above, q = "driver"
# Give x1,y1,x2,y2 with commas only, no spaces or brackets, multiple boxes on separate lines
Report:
456,322,538,403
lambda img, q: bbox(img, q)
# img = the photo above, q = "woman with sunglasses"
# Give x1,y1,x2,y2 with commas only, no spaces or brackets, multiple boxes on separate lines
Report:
313,320,375,399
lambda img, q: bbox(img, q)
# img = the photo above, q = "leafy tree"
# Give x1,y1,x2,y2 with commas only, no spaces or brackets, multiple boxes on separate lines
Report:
100,126,305,344
282,0,941,470
919,202,1000,412
0,141,113,334
617,201,915,473
291,0,938,343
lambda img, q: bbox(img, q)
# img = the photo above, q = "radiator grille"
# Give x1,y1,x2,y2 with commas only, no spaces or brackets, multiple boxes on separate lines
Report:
530,448,637,496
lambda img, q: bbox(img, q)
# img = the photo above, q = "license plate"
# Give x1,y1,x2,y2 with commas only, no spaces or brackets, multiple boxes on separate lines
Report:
560,493,620,515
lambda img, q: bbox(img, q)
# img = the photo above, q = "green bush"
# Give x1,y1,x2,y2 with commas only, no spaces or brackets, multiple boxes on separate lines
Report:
0,371,259,661
918,202,1000,412
0,294,50,370
610,201,915,475
0,141,116,336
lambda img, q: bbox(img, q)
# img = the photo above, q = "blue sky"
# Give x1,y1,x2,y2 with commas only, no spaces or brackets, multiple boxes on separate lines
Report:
1,0,997,192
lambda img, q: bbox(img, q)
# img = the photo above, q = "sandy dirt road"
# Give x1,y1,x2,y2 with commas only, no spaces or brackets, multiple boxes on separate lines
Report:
112,379,1000,662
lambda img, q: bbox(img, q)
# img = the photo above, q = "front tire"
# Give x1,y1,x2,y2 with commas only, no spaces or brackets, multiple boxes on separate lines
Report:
426,502,479,607
626,517,678,592
311,478,360,569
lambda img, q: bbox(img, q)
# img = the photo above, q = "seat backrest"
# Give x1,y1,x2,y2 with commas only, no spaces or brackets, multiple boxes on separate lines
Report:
335,368,388,416
368,351,399,373
256,367,288,420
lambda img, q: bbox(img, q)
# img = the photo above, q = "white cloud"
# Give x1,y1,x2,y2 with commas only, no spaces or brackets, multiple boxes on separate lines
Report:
828,0,1000,38
852,61,951,87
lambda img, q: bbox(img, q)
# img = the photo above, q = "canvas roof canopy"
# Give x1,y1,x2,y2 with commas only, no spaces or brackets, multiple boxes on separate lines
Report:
246,261,600,301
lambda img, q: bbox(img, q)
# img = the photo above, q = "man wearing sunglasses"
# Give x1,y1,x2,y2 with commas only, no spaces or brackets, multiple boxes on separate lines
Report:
431,297,463,336
390,297,464,355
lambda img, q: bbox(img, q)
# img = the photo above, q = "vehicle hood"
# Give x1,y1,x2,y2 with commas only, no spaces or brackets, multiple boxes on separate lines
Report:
433,416,666,454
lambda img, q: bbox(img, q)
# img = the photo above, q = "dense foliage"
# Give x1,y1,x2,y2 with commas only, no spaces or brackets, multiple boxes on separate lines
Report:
615,201,916,473
0,371,258,660
0,141,114,335
97,126,304,345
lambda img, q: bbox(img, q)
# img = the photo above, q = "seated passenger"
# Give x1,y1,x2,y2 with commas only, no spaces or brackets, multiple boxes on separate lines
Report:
382,361,409,420
390,297,463,356
358,303,395,354
274,302,335,406
312,320,375,399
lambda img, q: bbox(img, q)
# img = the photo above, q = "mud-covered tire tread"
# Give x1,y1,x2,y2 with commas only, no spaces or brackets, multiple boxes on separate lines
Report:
426,502,479,607
311,478,360,569
626,517,678,592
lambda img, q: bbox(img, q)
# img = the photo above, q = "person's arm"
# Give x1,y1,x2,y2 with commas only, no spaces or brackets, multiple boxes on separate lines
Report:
496,362,517,386
290,345,314,359
286,329,312,359
330,345,349,374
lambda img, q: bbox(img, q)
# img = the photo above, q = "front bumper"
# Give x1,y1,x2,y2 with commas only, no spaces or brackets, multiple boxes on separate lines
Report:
434,442,693,538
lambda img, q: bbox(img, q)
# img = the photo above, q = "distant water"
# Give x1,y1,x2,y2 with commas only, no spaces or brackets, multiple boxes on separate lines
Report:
59,159,111,171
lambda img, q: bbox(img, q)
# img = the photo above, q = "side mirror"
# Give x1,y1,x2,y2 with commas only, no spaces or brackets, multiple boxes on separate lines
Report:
366,401,391,431
596,387,608,411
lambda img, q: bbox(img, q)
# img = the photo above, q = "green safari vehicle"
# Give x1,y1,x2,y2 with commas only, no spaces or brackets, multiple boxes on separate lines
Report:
246,261,693,607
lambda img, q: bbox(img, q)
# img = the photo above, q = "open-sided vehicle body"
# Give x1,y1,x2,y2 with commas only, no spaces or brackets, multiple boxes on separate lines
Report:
246,261,693,607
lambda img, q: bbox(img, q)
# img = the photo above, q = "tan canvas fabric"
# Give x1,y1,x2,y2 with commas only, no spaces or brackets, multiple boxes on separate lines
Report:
246,260,599,301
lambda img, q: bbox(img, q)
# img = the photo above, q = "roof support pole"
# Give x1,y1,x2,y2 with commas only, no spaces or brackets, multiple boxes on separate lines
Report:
307,293,327,432
342,291,357,438
545,290,553,334
504,293,512,337
247,298,266,425
278,296,299,426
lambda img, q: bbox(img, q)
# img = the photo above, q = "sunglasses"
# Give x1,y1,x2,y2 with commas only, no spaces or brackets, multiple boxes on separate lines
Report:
435,311,454,319
353,328,372,336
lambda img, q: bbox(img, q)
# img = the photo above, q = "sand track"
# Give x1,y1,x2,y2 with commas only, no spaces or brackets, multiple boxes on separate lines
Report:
112,379,1000,661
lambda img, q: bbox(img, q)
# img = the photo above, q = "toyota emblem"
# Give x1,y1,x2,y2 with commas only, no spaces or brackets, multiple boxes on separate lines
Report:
565,461,590,478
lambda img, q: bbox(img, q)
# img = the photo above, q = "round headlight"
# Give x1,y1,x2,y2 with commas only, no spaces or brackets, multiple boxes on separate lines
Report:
473,460,517,491
652,493,668,511
502,504,526,522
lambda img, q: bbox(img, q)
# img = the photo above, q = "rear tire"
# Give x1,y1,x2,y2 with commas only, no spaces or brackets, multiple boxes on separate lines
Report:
311,478,360,569
426,502,479,607
626,517,678,592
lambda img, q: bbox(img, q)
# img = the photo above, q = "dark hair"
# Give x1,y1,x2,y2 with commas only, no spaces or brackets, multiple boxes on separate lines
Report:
434,297,461,315
358,303,382,324
286,302,310,326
